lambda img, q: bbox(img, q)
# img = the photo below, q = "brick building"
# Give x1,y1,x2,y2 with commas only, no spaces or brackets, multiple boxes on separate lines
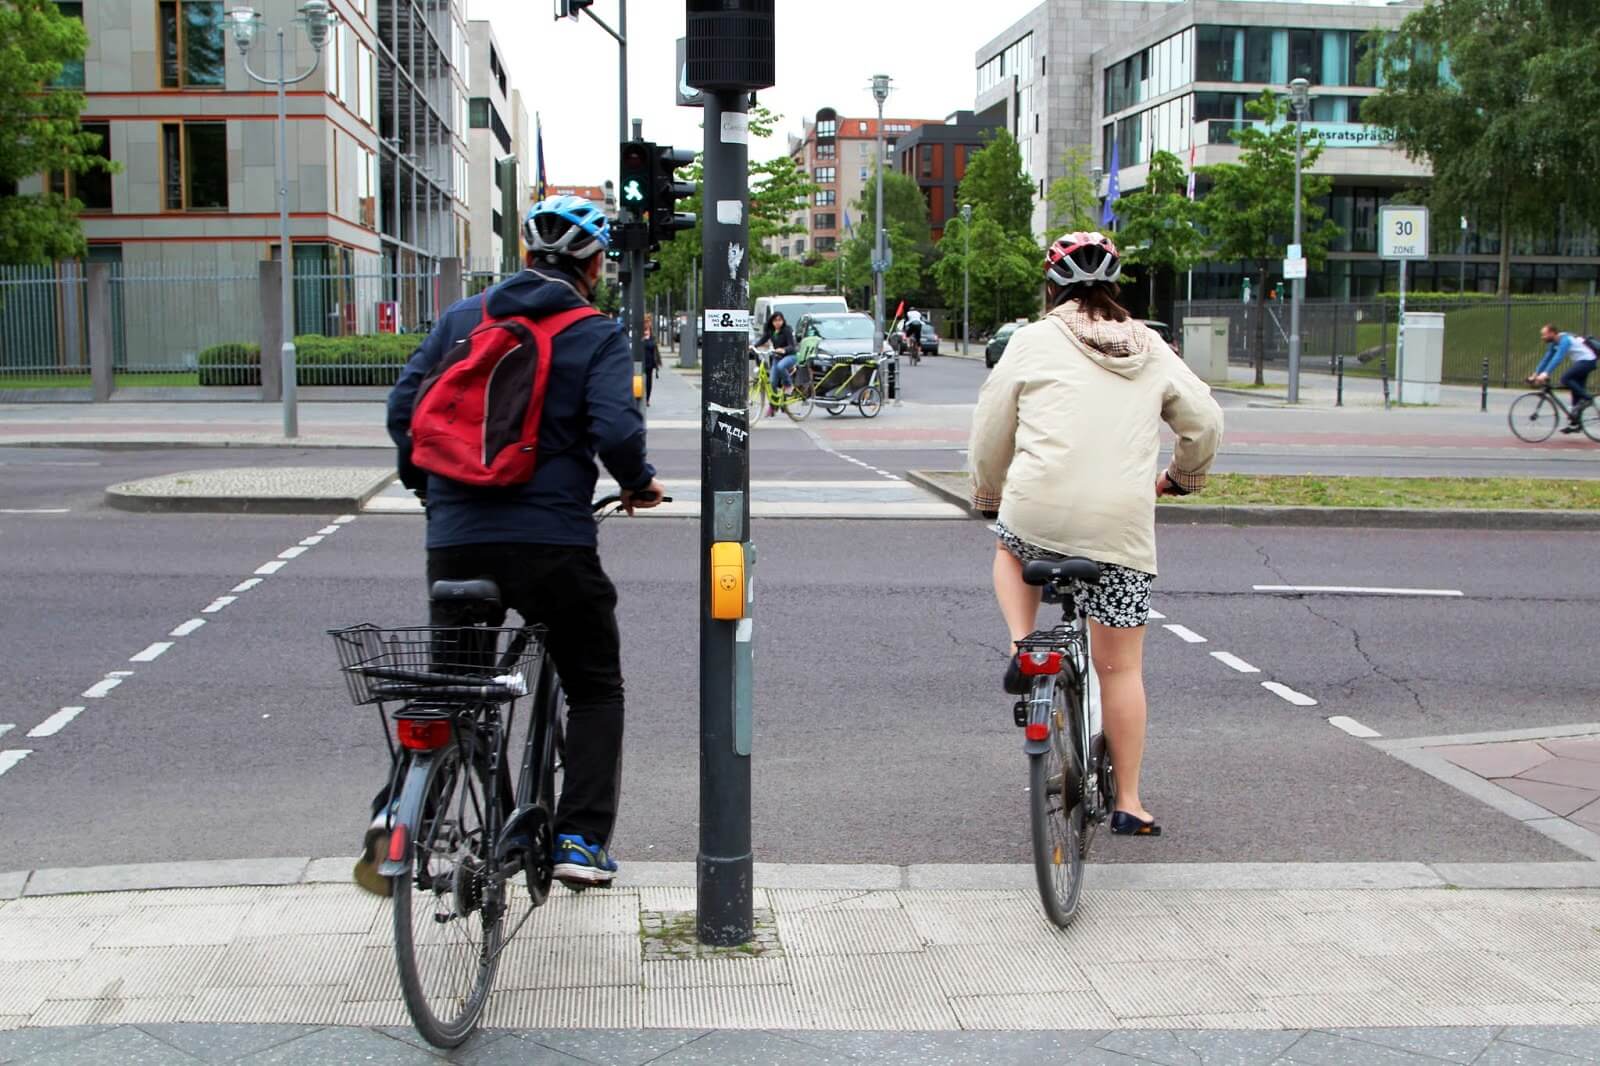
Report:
892,111,1004,241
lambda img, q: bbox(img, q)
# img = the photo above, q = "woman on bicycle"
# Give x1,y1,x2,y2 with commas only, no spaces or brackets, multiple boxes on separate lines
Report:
969,232,1223,837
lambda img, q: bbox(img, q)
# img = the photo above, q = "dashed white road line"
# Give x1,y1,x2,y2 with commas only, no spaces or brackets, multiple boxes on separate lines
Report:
299,535,324,546
254,560,287,576
1261,681,1319,707
0,508,70,514
1146,609,1166,620
0,750,32,776
202,596,236,613
1163,624,1207,644
1328,715,1382,738
0,724,13,739
278,546,307,560
171,619,206,637
82,677,123,699
1253,584,1464,598
129,641,174,663
334,514,356,524
230,578,262,593
1210,651,1261,674
28,707,85,738
316,525,342,535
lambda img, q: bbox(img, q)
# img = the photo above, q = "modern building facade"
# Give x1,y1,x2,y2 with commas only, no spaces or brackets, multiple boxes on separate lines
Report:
893,111,1004,241
768,109,938,261
977,0,1600,297
20,0,473,368
466,20,530,270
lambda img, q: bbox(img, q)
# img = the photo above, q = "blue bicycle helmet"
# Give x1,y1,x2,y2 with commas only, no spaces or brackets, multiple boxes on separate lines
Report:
523,194,611,261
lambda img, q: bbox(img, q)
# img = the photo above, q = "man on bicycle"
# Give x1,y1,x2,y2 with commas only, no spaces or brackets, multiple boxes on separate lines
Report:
362,194,664,895
1531,324,1597,433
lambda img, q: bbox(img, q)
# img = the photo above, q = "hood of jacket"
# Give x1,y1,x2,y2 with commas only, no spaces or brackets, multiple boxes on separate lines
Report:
1044,301,1154,380
483,265,594,321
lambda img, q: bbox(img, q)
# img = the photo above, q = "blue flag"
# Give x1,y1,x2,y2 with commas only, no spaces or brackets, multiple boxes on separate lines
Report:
842,210,854,236
535,114,547,203
1101,139,1120,228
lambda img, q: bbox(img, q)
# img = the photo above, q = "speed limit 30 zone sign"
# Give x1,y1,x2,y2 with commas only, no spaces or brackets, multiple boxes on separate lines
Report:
1379,205,1429,259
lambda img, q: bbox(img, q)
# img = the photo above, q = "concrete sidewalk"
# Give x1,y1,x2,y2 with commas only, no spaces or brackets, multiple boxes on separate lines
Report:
4,859,1600,1042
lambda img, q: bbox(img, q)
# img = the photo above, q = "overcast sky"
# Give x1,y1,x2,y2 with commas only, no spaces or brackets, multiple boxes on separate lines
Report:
466,0,1041,185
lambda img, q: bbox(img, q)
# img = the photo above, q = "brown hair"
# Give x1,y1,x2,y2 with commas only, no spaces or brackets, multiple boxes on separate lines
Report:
1047,281,1130,322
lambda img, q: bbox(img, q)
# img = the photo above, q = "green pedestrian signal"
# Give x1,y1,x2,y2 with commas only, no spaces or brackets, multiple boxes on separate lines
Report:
619,140,653,219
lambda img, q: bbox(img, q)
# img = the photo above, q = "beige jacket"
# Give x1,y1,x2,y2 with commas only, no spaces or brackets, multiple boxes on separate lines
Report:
969,304,1223,576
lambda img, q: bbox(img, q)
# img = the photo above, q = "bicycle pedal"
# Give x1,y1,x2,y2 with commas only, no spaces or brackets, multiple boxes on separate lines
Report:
1012,701,1027,727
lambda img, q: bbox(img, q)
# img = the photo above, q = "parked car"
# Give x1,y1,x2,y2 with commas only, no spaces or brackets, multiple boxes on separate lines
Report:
984,320,1027,368
916,322,940,356
751,293,849,344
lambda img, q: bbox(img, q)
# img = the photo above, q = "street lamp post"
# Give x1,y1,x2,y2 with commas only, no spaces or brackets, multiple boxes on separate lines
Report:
961,203,972,358
1287,77,1310,405
870,74,892,401
228,2,337,441
228,2,337,438
1458,214,1468,293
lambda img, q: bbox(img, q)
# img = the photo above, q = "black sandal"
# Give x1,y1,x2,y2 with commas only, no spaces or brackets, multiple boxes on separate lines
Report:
1110,811,1162,836
1003,656,1028,695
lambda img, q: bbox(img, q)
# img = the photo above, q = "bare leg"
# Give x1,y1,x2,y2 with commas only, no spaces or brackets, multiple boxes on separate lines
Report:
993,544,1043,650
1089,620,1153,821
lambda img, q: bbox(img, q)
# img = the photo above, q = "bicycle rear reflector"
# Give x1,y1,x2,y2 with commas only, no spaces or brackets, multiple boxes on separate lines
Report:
1019,651,1063,676
1024,723,1050,742
396,719,452,751
387,824,408,862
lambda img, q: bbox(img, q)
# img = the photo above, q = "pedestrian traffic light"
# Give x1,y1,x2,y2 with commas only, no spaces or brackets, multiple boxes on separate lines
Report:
618,140,652,221
649,143,697,245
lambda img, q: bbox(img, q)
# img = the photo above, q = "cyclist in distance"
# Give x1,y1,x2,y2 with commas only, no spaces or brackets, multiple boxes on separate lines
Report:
1530,323,1597,434
364,194,665,895
969,231,1223,837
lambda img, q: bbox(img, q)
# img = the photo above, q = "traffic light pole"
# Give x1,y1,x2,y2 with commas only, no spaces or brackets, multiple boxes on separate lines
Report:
628,119,647,413
696,85,753,947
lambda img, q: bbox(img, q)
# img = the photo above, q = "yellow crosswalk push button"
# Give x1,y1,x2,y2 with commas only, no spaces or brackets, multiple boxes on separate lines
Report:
710,541,745,620
633,373,645,399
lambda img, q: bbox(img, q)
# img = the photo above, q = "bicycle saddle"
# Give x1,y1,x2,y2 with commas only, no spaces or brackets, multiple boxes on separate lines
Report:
429,579,503,610
1022,558,1102,587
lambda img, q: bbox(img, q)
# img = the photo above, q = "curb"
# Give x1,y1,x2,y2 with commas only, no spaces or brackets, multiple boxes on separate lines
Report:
105,468,395,515
0,438,388,451
5,858,1598,899
905,469,1600,531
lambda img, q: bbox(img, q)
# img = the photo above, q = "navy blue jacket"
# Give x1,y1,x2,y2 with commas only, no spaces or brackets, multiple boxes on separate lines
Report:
387,267,655,549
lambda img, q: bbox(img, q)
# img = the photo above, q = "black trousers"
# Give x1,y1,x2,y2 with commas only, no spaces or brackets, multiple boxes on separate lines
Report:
427,543,626,846
1561,360,1595,413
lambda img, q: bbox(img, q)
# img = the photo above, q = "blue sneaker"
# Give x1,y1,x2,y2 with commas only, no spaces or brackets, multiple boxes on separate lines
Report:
553,834,618,887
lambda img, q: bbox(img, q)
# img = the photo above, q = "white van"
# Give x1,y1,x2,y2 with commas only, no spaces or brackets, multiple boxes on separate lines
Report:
751,293,848,343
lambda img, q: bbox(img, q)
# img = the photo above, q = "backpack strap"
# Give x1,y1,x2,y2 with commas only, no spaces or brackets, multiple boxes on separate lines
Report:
524,305,603,343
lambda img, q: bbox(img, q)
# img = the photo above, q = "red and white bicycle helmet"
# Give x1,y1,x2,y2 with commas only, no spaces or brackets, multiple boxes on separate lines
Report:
1044,231,1122,289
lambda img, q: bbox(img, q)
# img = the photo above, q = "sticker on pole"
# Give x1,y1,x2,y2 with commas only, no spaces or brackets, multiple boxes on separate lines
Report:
704,309,752,333
720,113,749,144
1283,257,1308,280
1379,205,1429,260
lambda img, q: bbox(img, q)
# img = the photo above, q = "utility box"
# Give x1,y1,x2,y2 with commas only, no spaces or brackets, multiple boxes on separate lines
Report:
1399,311,1444,405
1181,316,1230,385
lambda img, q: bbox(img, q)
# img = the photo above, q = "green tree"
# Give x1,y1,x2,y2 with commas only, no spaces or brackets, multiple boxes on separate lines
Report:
0,0,113,264
1111,150,1205,318
749,256,836,302
838,167,934,306
955,130,1035,238
1045,146,1099,235
932,208,1041,335
1359,0,1600,296
1198,91,1339,383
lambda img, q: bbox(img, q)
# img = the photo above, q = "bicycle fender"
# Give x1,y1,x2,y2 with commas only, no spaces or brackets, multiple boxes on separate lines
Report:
1022,679,1054,756
377,748,448,878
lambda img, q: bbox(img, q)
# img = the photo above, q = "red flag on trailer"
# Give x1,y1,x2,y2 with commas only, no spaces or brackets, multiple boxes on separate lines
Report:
893,299,905,320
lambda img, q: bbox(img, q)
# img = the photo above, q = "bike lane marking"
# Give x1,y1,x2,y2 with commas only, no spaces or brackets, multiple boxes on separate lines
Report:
0,750,31,776
129,642,173,663
82,677,123,699
1261,681,1319,707
231,579,262,593
1329,715,1382,738
28,707,84,738
171,619,206,637
0,725,13,739
203,596,237,613
277,546,308,560
254,561,287,576
1254,584,1464,598
1162,623,1207,644
1210,651,1260,674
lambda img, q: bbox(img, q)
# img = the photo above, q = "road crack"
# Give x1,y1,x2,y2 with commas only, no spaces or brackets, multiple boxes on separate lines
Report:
1240,533,1429,714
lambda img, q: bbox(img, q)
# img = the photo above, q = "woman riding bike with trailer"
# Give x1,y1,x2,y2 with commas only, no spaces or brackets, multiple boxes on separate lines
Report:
969,231,1223,838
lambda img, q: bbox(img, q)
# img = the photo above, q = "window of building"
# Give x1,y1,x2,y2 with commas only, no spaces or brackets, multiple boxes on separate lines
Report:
489,44,506,95
814,212,836,230
470,98,490,128
815,166,835,184
53,3,84,88
454,149,469,206
816,118,837,138
159,1,225,88
49,121,111,210
358,146,377,229
918,145,933,179
333,24,352,104
357,44,375,125
815,189,835,207
161,121,227,209
859,166,868,181
815,236,836,253
816,142,835,159
794,237,806,255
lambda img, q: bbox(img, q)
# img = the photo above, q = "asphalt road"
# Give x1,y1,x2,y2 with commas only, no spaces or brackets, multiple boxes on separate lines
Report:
1,472,1592,872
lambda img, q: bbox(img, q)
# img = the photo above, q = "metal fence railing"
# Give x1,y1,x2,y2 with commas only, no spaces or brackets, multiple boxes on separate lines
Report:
113,261,261,385
0,263,88,385
1177,296,1599,386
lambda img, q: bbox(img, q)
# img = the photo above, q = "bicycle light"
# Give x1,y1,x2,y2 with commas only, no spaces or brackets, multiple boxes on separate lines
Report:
396,719,451,751
1019,651,1063,676
710,541,745,620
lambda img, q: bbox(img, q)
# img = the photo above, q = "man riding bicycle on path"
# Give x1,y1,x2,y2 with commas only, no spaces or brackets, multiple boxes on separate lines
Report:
359,194,665,896
1530,323,1597,434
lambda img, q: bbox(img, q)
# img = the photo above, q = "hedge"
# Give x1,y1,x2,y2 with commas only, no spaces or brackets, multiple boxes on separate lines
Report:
197,333,420,386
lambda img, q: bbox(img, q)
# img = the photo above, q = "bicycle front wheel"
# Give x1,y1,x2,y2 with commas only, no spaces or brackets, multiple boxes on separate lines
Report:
1508,392,1559,442
393,740,504,1048
1580,400,1600,443
1029,685,1086,928
748,374,767,425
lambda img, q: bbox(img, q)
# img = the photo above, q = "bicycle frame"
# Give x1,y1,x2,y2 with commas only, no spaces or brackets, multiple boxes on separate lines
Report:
1020,599,1106,818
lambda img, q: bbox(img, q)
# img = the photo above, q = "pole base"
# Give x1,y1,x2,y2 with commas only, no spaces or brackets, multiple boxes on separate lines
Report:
696,851,754,946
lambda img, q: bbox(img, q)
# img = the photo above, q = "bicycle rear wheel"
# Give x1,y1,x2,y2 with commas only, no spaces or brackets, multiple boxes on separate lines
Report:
1580,400,1600,443
393,738,504,1048
1029,681,1086,928
1508,392,1559,442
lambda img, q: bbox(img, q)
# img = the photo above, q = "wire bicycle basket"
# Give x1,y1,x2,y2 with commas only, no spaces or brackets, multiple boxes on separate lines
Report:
328,624,546,708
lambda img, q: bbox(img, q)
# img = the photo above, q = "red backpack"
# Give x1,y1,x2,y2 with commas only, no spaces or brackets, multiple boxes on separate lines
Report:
409,297,601,487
